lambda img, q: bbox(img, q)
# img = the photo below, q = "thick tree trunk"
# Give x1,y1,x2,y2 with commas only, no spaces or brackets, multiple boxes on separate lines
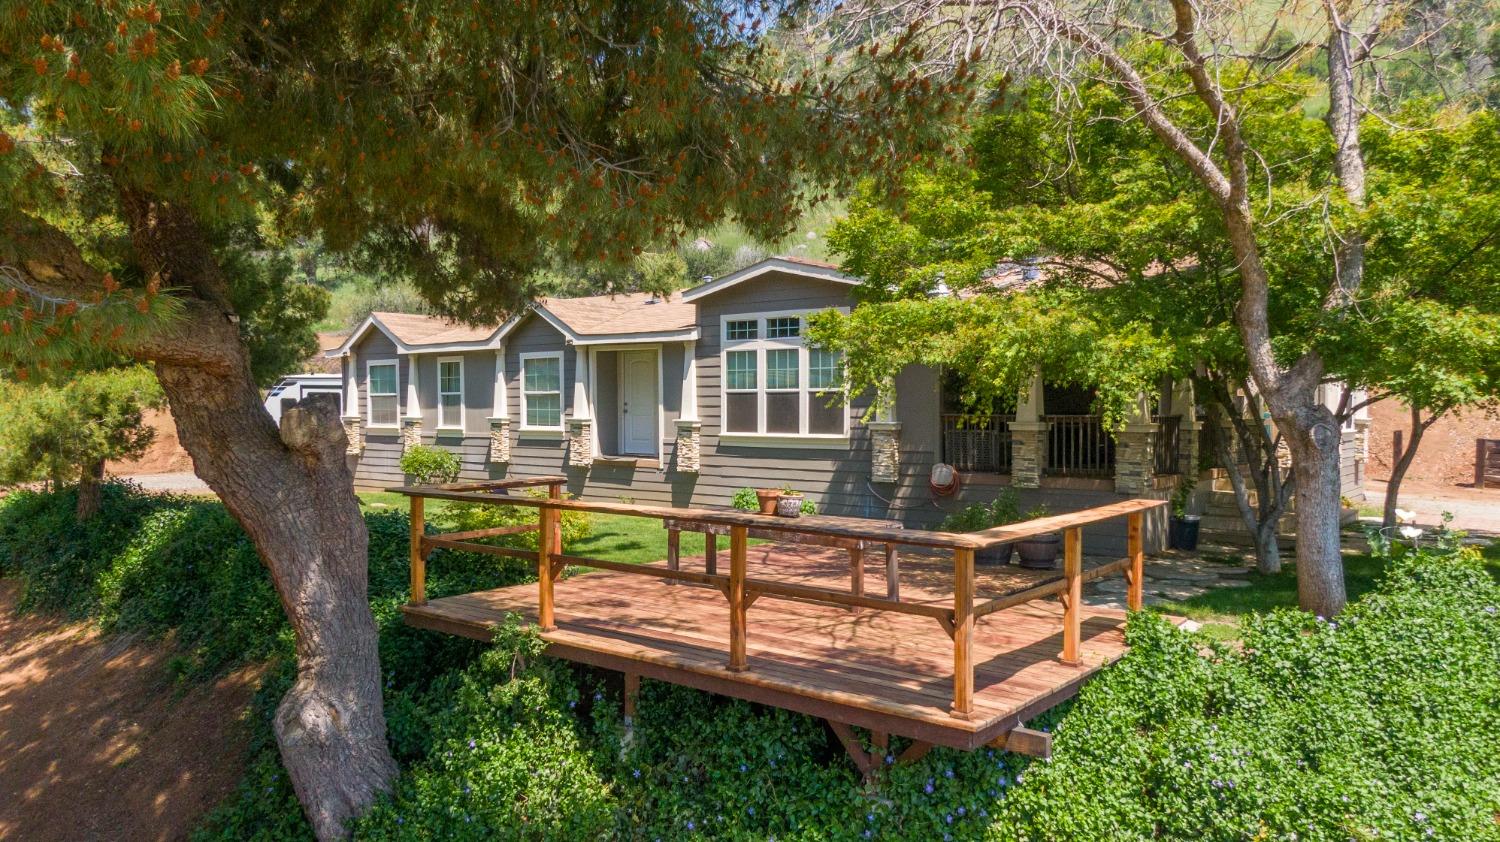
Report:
155,357,397,840
1279,405,1347,617
76,458,105,521
117,193,397,839
1253,519,1281,575
1382,406,1430,530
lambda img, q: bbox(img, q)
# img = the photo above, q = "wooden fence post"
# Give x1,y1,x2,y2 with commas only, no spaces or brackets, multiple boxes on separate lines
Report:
538,501,558,631
1126,512,1144,612
409,495,426,605
1478,439,1488,490
729,525,748,672
1062,527,1082,664
951,547,975,718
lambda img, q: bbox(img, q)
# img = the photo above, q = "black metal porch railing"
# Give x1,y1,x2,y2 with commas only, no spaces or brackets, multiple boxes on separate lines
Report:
940,413,1014,473
1154,415,1182,475
1043,414,1115,476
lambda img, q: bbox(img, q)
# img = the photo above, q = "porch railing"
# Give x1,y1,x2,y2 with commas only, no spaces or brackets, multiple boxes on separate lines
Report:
1043,415,1115,476
1154,415,1182,475
396,477,1165,720
940,413,1013,473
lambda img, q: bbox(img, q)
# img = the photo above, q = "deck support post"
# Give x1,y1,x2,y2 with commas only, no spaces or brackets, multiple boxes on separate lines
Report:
1126,512,1144,611
826,720,879,781
951,547,975,718
623,672,640,722
728,525,748,672
1062,527,1082,664
538,502,558,631
848,544,864,608
409,495,427,605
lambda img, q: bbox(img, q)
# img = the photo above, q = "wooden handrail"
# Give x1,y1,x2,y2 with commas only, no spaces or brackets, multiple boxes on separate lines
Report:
399,482,1164,719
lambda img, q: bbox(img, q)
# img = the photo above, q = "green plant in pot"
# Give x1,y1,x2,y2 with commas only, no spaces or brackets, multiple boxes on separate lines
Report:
1013,504,1059,568
939,488,1023,565
775,484,806,518
1169,476,1201,551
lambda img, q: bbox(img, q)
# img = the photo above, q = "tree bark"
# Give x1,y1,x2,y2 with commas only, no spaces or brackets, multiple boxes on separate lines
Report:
1280,404,1347,615
116,196,398,839
1382,406,1435,529
76,458,105,521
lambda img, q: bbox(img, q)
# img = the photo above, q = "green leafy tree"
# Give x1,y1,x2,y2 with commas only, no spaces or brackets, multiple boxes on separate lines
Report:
0,366,164,520
813,0,1499,614
0,2,965,834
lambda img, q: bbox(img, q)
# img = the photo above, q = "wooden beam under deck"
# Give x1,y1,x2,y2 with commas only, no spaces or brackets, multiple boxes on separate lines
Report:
402,544,1132,752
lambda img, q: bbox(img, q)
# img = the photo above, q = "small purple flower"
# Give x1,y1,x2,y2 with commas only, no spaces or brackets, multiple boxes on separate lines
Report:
945,814,953,824
957,806,966,816
924,780,935,794
686,819,696,831
1414,811,1428,823
468,740,476,750
632,768,641,779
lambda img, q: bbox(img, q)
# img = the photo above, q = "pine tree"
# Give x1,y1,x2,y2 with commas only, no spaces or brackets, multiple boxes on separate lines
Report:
0,2,966,835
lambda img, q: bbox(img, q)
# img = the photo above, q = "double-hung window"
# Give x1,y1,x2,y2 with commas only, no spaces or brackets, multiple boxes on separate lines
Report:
521,352,563,430
437,357,464,429
366,361,399,427
720,312,846,438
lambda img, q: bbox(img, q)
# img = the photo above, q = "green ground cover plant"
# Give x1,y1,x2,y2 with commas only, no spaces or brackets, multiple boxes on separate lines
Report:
1,484,1495,840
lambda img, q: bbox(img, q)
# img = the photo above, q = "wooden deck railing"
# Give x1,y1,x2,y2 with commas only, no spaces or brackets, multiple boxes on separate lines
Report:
394,479,1166,719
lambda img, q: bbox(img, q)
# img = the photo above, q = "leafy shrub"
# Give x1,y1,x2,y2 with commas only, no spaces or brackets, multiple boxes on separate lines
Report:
446,488,594,550
939,488,1022,532
800,496,817,515
399,444,462,484
730,487,758,511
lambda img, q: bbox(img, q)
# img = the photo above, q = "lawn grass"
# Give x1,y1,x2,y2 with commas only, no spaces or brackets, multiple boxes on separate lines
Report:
356,490,756,566
1160,533,1500,632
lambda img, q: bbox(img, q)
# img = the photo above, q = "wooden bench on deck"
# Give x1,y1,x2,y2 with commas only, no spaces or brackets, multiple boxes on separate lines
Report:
394,477,1165,777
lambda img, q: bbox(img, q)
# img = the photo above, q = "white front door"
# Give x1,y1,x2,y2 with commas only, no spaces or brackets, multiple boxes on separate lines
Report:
618,350,658,456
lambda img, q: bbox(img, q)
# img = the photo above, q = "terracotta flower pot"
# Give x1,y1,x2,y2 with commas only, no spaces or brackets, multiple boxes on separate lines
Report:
755,489,781,515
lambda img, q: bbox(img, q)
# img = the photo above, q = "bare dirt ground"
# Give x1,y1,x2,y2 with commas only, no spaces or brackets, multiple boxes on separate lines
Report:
1367,400,1499,491
0,579,262,842
108,408,195,477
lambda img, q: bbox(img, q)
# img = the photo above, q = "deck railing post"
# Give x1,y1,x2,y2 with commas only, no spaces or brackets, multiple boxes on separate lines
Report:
409,495,427,605
1126,512,1144,611
538,501,558,631
729,524,748,672
547,482,563,554
951,547,975,718
1062,527,1082,664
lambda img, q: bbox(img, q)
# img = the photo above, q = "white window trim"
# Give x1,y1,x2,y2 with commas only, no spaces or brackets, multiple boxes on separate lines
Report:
718,308,849,444
436,355,465,432
364,358,400,430
519,350,565,431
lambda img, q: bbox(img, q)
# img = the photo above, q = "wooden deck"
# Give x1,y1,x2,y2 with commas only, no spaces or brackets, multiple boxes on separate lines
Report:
403,542,1132,751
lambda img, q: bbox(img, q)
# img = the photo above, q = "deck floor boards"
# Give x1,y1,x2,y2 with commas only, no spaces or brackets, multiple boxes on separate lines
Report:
404,542,1132,749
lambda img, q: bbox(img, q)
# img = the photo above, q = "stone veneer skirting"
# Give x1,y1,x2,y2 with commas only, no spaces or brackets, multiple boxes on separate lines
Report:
400,417,423,453
1008,421,1048,488
342,416,363,455
1113,423,1157,495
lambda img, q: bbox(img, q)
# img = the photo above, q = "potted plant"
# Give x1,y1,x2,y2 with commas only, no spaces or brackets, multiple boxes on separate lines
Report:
1014,505,1060,568
1169,477,1201,551
939,488,1022,565
775,485,806,517
754,487,782,515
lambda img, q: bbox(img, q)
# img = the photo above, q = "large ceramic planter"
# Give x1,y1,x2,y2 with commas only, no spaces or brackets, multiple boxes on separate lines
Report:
1016,534,1061,569
755,489,781,515
775,494,805,517
976,543,1015,566
1169,515,1201,551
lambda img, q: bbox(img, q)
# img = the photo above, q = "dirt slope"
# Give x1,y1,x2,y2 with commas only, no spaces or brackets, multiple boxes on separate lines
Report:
0,579,261,842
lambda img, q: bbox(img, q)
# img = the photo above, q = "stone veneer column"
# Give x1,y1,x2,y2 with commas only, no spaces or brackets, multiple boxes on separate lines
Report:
1114,393,1156,495
567,418,594,467
488,417,511,464
342,417,364,455
868,421,902,483
674,419,701,473
1009,370,1047,488
1171,378,1200,478
400,417,423,453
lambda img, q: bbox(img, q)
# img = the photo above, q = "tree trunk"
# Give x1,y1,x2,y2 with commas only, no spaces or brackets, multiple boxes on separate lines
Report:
117,192,397,839
1279,405,1348,617
76,458,105,521
1382,406,1431,530
1254,519,1281,575
155,357,397,840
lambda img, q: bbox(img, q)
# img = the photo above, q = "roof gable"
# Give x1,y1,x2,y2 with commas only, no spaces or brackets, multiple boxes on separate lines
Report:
679,256,857,302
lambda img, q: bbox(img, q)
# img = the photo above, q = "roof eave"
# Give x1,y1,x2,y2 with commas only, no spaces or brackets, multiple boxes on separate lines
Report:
680,257,857,302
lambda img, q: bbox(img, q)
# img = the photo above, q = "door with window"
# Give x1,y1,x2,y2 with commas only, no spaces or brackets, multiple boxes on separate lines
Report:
618,350,658,456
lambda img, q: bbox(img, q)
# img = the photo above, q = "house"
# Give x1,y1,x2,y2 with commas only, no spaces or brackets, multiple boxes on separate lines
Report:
328,257,1368,553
